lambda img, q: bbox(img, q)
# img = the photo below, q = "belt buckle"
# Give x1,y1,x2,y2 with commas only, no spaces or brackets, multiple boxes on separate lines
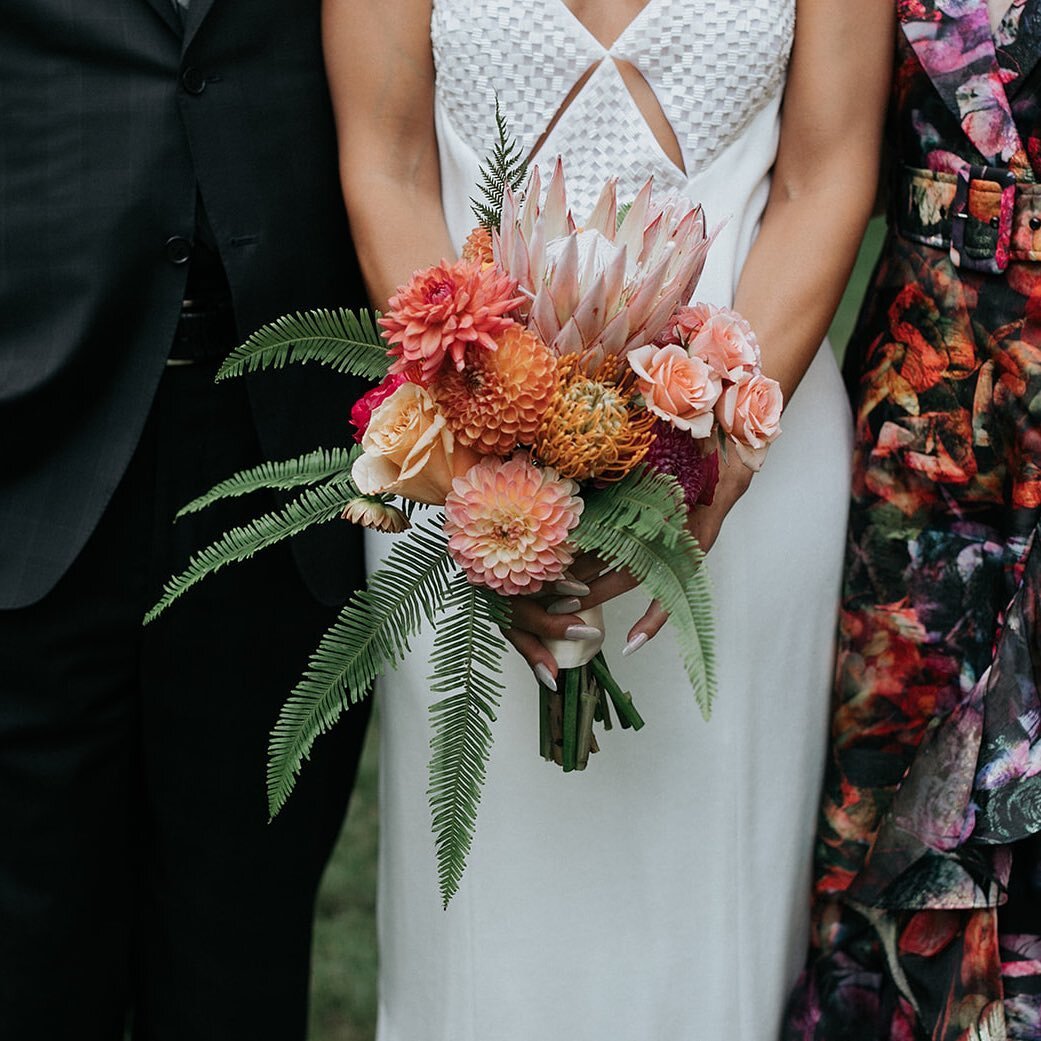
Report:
949,164,1016,274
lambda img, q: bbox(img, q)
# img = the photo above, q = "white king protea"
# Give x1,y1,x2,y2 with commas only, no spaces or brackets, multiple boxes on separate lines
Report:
494,158,715,363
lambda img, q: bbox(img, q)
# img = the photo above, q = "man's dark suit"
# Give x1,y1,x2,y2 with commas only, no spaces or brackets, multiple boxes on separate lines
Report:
0,2,371,1038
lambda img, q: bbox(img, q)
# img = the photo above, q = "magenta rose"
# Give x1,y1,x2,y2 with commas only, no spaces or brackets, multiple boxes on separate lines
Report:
350,373,408,443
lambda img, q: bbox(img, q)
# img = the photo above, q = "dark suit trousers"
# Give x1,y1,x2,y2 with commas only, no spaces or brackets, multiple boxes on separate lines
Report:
0,362,370,1041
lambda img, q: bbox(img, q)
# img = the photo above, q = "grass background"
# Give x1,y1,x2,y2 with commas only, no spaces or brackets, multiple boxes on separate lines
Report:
305,218,887,1041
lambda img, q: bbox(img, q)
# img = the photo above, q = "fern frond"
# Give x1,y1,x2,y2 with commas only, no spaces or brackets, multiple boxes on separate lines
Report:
267,522,456,816
470,99,529,231
176,447,360,518
427,578,510,906
144,483,354,624
216,308,390,381
573,491,717,717
578,466,690,549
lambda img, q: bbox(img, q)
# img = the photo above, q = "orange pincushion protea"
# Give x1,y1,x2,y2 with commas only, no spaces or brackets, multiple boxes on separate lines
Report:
430,324,557,456
533,352,656,482
461,226,494,267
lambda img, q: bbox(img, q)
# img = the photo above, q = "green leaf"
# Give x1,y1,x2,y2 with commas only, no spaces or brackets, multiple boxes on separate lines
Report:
266,521,456,817
216,308,390,381
573,470,717,717
175,446,361,518
143,482,355,624
470,98,529,232
427,578,510,907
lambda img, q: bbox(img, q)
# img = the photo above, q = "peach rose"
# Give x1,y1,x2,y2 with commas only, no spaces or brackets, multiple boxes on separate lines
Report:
627,343,721,438
716,373,783,471
352,382,480,505
687,307,761,383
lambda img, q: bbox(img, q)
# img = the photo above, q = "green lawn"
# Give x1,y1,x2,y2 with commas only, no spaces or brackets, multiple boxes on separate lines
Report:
305,217,888,1041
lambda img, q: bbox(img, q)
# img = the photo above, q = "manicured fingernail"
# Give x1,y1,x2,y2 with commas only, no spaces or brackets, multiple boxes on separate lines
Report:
554,579,591,596
622,632,649,657
565,625,602,641
534,663,557,692
547,597,582,615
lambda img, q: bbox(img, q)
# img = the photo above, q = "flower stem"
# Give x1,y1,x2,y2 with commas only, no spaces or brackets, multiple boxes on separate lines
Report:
562,667,580,771
539,681,554,761
591,653,645,731
576,669,598,770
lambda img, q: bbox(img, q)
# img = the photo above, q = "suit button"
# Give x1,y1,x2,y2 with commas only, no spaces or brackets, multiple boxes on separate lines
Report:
181,66,207,95
165,236,193,265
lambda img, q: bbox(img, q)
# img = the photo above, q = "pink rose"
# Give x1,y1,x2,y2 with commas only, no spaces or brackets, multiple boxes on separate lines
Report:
688,307,761,383
627,343,721,438
716,373,783,471
350,373,408,442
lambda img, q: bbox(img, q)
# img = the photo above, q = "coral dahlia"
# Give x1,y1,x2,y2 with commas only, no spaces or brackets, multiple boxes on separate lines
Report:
379,260,524,384
430,324,557,457
461,226,494,267
533,353,656,482
444,455,583,596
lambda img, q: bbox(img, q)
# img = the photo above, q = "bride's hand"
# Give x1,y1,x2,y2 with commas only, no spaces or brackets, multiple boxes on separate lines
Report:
502,578,602,692
578,453,755,653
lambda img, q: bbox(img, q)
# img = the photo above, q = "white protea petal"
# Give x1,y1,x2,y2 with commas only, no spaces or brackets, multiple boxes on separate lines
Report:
541,159,569,238
601,247,629,320
548,234,581,326
598,305,632,356
585,178,618,238
622,247,673,332
530,284,563,345
570,270,611,347
552,315,589,356
616,178,655,257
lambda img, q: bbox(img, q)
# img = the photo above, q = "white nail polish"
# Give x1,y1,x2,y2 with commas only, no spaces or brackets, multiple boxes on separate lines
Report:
547,597,581,615
622,632,649,657
554,579,591,597
534,663,557,692
565,625,602,641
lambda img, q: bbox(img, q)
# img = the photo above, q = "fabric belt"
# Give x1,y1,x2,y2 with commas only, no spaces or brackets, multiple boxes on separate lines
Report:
167,296,237,367
894,165,1041,273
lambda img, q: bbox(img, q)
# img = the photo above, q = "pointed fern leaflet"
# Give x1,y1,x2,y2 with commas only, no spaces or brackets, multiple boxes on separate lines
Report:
217,308,390,381
176,447,360,518
573,470,717,717
144,482,357,624
470,98,528,231
427,578,510,906
267,522,456,816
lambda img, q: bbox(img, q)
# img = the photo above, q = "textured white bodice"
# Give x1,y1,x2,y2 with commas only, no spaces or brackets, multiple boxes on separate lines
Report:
431,0,795,217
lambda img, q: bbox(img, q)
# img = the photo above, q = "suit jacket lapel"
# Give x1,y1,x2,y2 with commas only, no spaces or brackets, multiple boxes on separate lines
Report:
900,0,1025,167
182,0,218,52
143,0,182,37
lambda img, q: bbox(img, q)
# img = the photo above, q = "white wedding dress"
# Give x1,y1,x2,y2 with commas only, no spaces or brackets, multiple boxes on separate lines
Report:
373,2,853,1038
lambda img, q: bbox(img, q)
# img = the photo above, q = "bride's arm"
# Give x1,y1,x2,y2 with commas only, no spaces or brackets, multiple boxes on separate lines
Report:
323,0,453,304
585,0,896,647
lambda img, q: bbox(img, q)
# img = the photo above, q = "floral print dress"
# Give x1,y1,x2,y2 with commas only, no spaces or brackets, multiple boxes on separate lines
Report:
785,1,1041,1038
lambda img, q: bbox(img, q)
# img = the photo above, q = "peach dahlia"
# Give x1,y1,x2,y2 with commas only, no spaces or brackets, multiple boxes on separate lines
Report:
443,455,583,596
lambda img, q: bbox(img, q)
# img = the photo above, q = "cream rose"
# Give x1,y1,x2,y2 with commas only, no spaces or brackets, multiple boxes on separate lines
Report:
352,382,480,505
716,373,783,471
688,308,760,383
627,343,721,437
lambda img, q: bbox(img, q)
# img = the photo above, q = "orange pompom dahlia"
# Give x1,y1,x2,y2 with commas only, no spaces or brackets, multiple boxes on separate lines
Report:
430,324,557,456
533,352,656,482
379,260,524,384
461,226,494,267
444,455,583,596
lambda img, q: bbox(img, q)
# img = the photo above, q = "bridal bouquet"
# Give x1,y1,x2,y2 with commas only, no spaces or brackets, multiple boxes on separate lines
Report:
145,115,781,904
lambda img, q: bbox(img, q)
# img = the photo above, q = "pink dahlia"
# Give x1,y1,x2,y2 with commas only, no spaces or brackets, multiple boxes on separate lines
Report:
444,455,583,596
644,421,719,509
379,260,524,384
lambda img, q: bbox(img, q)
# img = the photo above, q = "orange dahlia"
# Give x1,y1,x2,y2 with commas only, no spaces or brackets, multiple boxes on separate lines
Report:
430,324,557,456
533,352,656,482
379,260,524,384
461,226,494,267
444,454,583,595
